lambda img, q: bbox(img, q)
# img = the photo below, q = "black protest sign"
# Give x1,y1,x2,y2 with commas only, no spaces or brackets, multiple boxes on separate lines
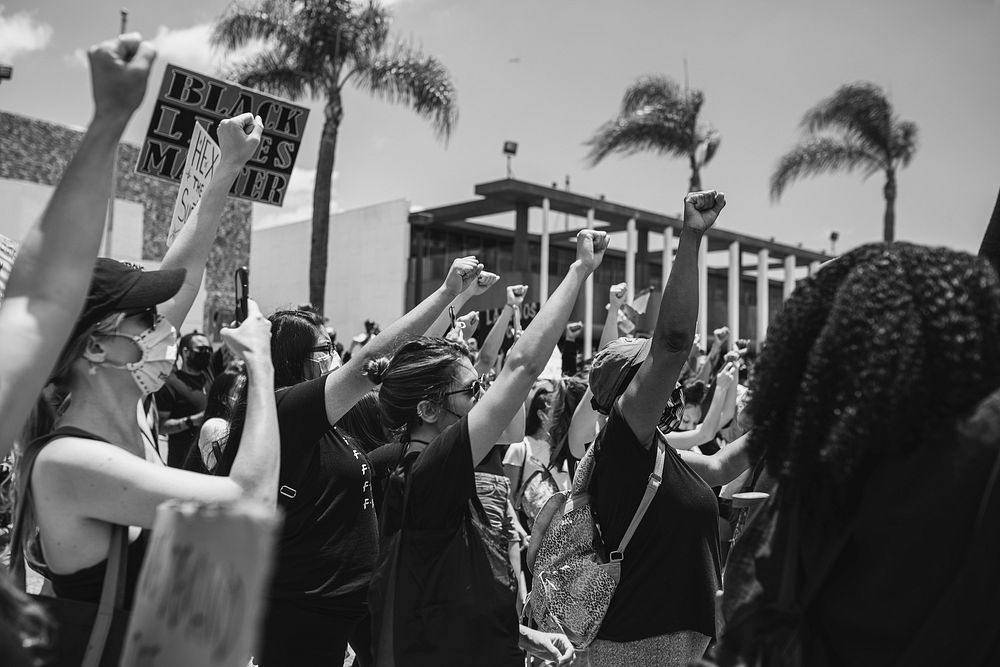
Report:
136,64,310,207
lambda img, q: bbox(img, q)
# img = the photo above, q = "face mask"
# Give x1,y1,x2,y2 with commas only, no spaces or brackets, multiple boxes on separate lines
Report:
187,349,212,372
103,315,178,395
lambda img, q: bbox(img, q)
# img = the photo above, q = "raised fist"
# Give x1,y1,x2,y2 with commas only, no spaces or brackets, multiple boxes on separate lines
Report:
565,321,584,341
457,311,480,338
683,190,726,232
575,230,609,273
88,33,157,120
506,285,528,307
443,256,484,297
218,113,264,168
609,282,628,310
471,271,500,295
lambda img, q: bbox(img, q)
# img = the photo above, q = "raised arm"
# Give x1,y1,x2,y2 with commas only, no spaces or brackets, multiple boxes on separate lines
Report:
664,364,736,450
35,300,280,528
425,271,498,337
599,283,628,352
467,231,608,465
619,191,725,446
158,113,263,328
978,186,1000,276
0,35,155,457
475,285,524,375
691,327,729,385
326,257,485,425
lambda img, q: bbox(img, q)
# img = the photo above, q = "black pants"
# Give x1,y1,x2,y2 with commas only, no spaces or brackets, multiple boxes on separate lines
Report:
259,597,368,667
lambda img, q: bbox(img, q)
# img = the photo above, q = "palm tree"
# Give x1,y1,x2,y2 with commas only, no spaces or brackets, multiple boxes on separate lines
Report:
585,74,720,193
213,0,457,311
770,82,917,243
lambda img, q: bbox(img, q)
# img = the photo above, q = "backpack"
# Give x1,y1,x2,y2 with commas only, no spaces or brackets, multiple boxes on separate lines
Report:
512,446,562,530
522,431,666,648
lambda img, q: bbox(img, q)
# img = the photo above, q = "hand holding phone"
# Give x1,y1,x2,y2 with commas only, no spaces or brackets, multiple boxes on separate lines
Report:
235,266,249,324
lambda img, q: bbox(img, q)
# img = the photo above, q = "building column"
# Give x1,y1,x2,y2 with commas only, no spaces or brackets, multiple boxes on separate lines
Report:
662,226,674,288
783,254,796,300
728,241,740,344
584,209,595,358
636,227,650,290
809,260,820,276
698,239,709,348
756,249,770,344
625,216,637,303
540,197,550,304
513,203,529,272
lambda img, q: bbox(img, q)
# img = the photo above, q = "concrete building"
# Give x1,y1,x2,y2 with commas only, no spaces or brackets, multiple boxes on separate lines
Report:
0,111,253,338
250,179,832,353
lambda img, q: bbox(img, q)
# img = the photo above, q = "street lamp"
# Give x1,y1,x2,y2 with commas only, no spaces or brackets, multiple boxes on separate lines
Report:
502,141,517,179
829,230,840,255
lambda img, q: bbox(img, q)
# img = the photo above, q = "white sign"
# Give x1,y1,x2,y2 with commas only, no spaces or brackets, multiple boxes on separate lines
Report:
119,500,282,667
167,122,221,247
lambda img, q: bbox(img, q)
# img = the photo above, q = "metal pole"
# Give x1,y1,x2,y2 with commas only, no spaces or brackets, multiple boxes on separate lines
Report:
728,241,740,343
756,249,770,344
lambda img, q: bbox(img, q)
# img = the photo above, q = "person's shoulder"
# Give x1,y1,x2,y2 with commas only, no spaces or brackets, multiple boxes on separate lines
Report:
503,439,526,464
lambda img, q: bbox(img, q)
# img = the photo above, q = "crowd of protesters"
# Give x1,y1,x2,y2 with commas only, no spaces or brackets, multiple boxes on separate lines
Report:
1,31,999,667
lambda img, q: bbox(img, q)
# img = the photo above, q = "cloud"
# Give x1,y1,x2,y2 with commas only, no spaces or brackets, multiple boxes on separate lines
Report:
149,23,264,74
0,8,53,62
252,167,341,229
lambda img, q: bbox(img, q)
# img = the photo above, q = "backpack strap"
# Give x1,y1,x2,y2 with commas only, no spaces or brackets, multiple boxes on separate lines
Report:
609,436,666,560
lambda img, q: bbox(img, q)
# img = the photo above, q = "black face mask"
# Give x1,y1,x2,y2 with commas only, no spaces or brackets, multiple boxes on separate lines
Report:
187,349,212,372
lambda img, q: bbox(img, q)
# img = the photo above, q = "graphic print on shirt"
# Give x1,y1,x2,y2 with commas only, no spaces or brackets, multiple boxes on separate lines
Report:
354,446,374,511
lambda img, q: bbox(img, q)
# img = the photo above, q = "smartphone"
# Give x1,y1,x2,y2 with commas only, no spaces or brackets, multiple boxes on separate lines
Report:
235,266,249,324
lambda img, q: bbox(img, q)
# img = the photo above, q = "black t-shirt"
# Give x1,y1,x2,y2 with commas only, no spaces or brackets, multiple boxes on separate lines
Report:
269,376,378,608
590,406,721,641
368,440,406,515
155,369,210,452
379,418,522,666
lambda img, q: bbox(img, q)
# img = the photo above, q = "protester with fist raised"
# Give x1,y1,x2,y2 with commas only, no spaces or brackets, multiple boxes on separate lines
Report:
585,190,728,664
366,230,608,667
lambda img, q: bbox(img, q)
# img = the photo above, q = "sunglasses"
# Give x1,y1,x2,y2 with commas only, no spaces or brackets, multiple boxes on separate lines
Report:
442,377,485,400
310,342,334,356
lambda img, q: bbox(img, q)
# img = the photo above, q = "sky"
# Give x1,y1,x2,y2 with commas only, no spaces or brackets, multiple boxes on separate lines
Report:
2,0,999,258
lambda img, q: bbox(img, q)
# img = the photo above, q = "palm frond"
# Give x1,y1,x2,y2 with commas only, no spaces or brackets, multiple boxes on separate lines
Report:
212,0,301,51
224,49,310,100
770,136,885,201
584,112,692,167
357,43,458,141
698,128,721,168
349,0,392,59
801,82,894,157
621,75,685,116
893,120,919,167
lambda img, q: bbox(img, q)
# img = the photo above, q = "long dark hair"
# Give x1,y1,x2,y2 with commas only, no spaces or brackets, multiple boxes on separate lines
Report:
545,376,587,470
196,366,248,476
747,243,1000,525
269,309,325,388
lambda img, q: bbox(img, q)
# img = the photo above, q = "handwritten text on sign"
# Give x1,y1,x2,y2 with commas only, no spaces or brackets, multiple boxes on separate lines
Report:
167,123,221,247
136,64,310,207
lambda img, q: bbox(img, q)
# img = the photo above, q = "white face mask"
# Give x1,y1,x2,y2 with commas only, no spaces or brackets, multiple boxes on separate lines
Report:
103,315,178,395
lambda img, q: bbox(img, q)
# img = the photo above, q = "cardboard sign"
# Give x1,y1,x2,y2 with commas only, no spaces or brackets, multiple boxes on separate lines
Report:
136,64,310,207
119,500,282,667
167,123,222,247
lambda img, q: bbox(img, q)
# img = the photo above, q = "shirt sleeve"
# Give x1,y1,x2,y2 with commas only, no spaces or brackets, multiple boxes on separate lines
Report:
502,440,526,467
369,441,406,481
406,417,475,530
154,377,180,415
274,375,331,461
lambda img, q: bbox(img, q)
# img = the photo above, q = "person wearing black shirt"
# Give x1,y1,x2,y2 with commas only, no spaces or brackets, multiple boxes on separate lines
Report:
156,331,213,467
254,257,495,667
367,229,610,667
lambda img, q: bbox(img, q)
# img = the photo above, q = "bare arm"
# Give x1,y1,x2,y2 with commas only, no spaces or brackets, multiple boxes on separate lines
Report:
664,364,736,449
0,36,155,457
476,284,525,375
600,283,628,352
34,300,280,527
158,114,263,329
677,430,753,488
425,271,498,337
326,257,486,425
619,192,726,447
568,387,601,460
467,232,607,465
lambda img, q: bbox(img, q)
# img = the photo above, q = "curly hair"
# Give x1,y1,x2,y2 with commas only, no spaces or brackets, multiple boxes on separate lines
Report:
747,242,1000,524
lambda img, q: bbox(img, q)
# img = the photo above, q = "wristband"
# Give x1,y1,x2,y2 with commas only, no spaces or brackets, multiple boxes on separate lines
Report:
185,416,193,429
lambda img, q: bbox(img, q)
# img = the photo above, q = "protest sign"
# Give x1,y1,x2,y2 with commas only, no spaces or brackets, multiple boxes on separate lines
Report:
136,64,310,207
0,233,19,301
167,122,221,247
119,500,282,667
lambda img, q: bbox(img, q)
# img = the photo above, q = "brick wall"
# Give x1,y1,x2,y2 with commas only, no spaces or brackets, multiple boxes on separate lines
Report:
0,111,252,337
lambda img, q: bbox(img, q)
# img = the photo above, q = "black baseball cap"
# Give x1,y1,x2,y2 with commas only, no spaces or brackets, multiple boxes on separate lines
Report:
588,337,651,414
70,258,186,341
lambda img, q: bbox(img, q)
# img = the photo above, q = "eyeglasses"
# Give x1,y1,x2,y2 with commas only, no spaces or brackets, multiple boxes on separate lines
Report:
310,342,334,357
442,377,485,400
657,384,686,434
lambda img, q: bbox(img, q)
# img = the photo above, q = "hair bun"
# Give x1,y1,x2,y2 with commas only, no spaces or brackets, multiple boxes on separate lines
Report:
364,357,391,384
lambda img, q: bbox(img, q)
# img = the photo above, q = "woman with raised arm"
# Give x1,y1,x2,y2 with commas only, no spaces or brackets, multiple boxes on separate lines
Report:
582,191,728,665
257,256,488,667
367,230,609,667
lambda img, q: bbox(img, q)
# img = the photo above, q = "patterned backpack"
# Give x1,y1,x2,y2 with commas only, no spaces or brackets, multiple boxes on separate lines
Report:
523,432,666,648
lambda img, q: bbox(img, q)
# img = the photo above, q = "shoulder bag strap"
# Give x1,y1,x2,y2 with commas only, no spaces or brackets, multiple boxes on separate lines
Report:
81,523,127,667
611,437,667,558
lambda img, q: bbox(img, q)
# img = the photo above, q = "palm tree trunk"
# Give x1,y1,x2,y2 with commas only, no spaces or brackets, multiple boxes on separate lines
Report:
309,94,344,312
688,154,701,193
883,170,897,243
